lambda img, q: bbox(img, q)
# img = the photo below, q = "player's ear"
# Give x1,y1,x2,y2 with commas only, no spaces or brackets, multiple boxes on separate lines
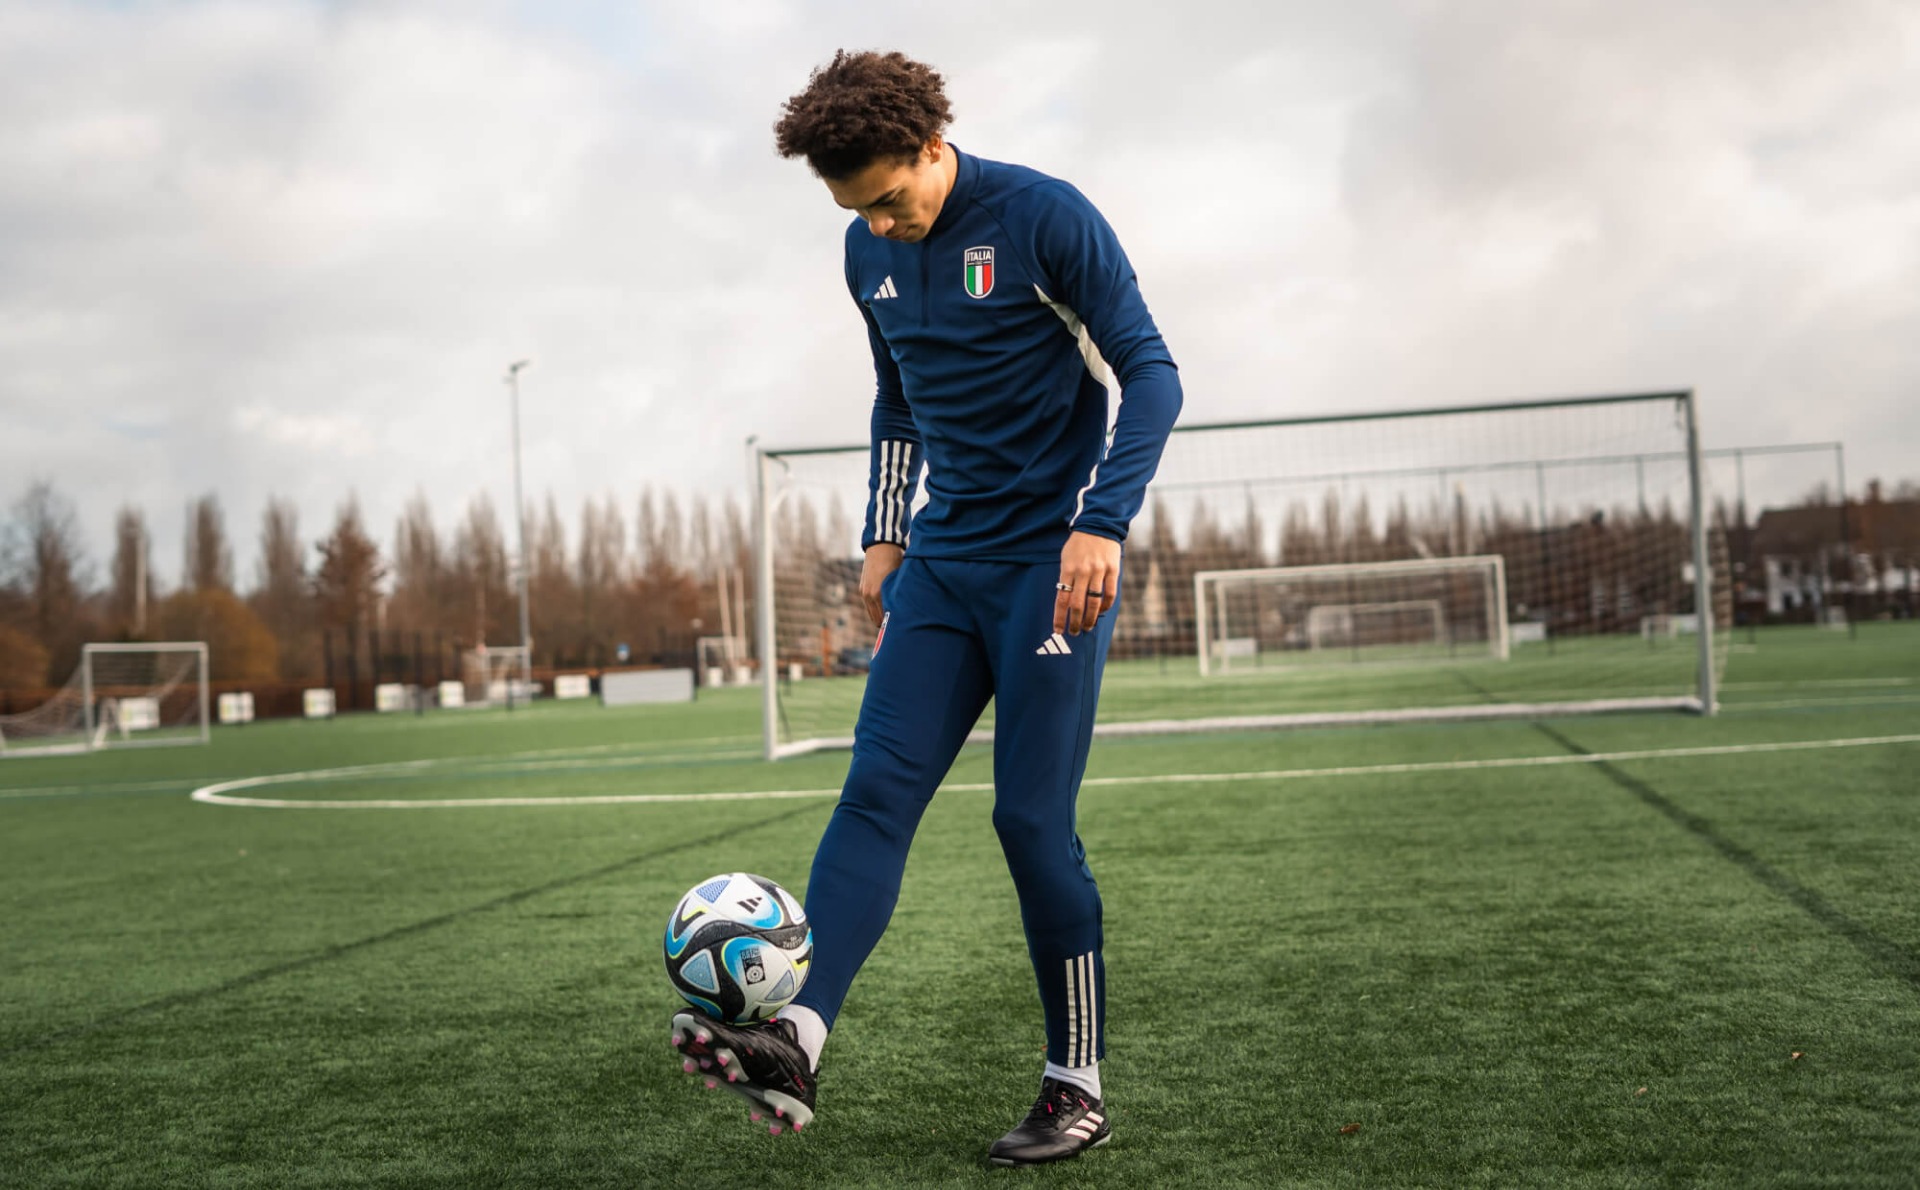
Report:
922,135,945,166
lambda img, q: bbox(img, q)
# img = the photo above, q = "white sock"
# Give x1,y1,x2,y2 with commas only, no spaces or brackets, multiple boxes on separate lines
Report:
778,1004,828,1072
1045,1059,1101,1099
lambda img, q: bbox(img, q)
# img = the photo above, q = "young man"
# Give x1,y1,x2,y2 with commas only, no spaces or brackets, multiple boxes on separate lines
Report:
671,50,1182,1167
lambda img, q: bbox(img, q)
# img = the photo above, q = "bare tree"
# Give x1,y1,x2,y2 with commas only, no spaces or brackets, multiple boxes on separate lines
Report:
636,486,688,580
1279,499,1318,566
576,494,627,666
719,495,750,571
687,494,714,578
312,496,386,693
107,505,155,637
634,488,660,577
1,481,93,682
530,493,575,665
184,493,234,593
253,497,314,678
450,494,511,647
389,492,448,634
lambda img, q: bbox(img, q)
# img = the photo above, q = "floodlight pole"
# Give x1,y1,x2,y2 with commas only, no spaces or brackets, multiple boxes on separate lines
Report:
506,359,533,711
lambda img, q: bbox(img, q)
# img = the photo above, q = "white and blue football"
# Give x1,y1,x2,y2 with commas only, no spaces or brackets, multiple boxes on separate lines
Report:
664,872,812,1024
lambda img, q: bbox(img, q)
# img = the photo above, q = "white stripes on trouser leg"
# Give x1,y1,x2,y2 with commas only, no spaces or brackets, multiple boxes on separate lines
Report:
1063,952,1098,1066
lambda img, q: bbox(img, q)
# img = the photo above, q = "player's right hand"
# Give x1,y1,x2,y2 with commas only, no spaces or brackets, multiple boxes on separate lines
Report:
859,543,904,626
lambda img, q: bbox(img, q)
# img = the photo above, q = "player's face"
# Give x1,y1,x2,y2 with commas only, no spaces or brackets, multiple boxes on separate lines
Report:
824,139,951,243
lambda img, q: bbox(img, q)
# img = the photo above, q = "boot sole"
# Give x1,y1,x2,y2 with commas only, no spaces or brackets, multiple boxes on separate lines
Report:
988,1130,1111,1166
671,1012,816,1132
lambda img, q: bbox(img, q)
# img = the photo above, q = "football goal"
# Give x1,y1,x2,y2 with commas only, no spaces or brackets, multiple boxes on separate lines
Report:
752,391,1727,760
0,642,210,757
461,645,533,708
1196,556,1508,674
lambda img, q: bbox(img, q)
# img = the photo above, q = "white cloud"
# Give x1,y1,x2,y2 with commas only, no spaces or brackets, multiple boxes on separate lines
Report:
0,0,1916,585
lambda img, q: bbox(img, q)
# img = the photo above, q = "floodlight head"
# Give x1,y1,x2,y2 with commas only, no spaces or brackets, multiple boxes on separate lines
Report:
507,359,531,380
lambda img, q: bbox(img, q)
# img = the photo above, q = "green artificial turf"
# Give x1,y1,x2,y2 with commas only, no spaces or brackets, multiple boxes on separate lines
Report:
1,624,1916,1187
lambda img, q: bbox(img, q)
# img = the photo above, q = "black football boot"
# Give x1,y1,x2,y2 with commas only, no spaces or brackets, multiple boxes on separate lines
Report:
987,1076,1111,1166
671,1012,817,1135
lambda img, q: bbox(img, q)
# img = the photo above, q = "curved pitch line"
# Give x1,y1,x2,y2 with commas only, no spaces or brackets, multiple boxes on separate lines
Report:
189,732,1920,810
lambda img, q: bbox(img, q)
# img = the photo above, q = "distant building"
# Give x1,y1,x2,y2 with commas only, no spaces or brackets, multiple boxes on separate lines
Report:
1748,483,1919,620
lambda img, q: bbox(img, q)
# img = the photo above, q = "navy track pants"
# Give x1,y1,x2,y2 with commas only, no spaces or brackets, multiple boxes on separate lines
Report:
789,555,1114,1066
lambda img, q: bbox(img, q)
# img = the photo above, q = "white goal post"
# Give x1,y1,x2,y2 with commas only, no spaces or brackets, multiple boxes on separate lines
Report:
753,391,1726,761
461,645,533,708
0,642,209,757
1194,556,1510,676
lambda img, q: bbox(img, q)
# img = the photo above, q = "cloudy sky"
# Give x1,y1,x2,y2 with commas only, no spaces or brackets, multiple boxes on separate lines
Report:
3,0,1917,586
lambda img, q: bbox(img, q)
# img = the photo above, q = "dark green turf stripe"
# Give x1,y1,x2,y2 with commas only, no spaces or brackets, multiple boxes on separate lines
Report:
1532,721,1920,994
1447,668,1503,704
0,801,828,1059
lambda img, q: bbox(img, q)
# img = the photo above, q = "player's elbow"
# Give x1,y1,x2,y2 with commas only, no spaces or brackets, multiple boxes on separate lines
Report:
1121,358,1182,423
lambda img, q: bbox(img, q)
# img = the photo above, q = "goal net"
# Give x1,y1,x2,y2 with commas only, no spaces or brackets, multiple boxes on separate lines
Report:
1197,556,1507,673
461,645,533,708
754,392,1727,759
697,635,751,686
0,642,209,757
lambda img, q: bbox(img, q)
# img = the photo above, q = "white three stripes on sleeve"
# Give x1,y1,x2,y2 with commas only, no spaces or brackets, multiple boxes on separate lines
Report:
875,439,914,544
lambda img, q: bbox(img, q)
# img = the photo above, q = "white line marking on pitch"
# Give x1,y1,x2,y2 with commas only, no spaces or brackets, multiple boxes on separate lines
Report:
189,733,1920,810
0,739,761,802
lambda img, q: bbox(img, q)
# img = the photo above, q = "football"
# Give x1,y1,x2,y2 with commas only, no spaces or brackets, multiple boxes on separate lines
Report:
663,872,812,1023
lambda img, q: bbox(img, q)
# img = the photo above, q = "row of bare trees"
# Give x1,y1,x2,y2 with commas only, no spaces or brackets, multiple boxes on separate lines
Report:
5,471,1911,692
0,480,752,692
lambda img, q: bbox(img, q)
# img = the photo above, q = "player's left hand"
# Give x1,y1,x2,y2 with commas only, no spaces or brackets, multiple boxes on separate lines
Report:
1055,531,1120,636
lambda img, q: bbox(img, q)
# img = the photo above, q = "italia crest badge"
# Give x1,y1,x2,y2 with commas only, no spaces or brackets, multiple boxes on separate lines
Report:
963,246,995,299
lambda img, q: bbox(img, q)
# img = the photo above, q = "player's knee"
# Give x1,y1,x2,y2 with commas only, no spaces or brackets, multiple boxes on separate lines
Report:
990,800,1073,860
835,771,936,846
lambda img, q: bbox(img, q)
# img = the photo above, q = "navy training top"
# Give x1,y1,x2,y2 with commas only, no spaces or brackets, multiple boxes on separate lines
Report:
847,148,1183,562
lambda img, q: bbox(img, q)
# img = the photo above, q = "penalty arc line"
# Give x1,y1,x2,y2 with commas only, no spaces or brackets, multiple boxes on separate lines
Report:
0,743,761,803
188,732,1920,810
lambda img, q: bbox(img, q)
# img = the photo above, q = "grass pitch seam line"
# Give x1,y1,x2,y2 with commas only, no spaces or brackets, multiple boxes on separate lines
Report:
187,733,1920,809
1720,693,1920,712
0,778,210,800
1720,677,1915,690
1531,723,1920,995
0,801,827,1061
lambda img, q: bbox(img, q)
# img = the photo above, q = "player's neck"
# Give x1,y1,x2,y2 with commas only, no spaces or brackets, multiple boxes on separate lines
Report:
926,146,961,228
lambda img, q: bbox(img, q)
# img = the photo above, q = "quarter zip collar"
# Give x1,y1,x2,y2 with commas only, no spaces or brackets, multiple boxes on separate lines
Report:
929,147,977,240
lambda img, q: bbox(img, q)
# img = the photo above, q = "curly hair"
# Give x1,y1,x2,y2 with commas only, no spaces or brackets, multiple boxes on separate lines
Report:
774,50,954,180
